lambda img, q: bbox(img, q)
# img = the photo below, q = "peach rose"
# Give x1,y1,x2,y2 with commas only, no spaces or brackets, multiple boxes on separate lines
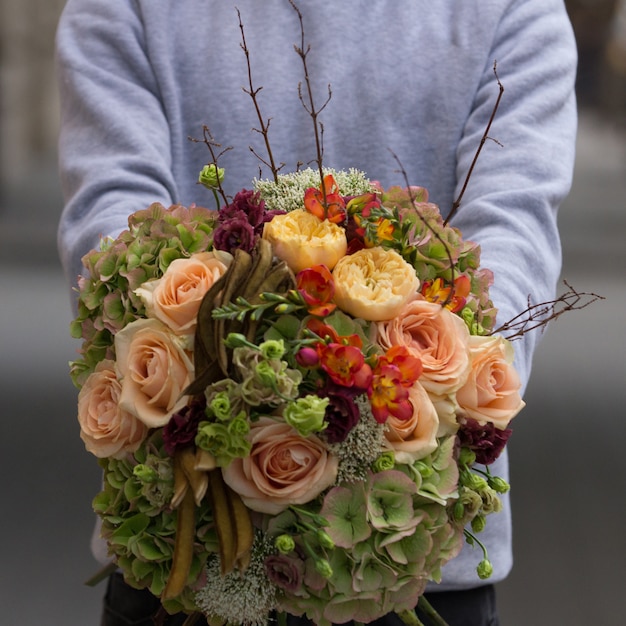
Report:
384,382,439,463
262,209,347,273
221,416,339,514
114,318,194,428
332,247,420,321
376,298,471,433
78,360,149,458
456,335,525,430
135,251,232,334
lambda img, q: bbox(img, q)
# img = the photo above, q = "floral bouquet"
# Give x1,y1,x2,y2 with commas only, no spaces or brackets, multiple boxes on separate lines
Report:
67,3,541,623
71,162,525,625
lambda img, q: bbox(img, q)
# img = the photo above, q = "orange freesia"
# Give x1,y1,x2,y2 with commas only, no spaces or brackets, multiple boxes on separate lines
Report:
303,174,346,224
368,363,413,424
421,275,471,313
306,318,340,344
319,343,372,389
375,218,395,243
305,318,363,350
296,265,337,317
347,193,387,246
346,192,381,217
368,346,422,423
379,345,423,387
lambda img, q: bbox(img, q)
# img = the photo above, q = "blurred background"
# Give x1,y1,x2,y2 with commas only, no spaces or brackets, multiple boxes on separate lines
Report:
0,1,624,624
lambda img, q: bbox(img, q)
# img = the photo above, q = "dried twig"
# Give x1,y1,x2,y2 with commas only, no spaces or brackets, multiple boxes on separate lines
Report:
491,280,605,340
237,8,284,182
289,0,332,199
444,61,504,225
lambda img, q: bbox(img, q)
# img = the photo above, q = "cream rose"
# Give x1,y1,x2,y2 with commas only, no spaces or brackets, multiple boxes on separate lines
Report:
221,416,338,514
456,335,525,429
114,318,194,428
135,251,232,334
384,382,439,463
262,209,347,273
456,335,525,430
332,246,420,321
78,360,149,458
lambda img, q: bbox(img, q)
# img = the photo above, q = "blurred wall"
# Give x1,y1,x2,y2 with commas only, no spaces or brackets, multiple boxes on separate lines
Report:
566,0,626,112
0,0,66,189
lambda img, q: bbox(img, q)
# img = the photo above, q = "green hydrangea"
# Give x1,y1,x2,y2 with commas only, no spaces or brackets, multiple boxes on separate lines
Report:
93,432,217,612
280,465,465,625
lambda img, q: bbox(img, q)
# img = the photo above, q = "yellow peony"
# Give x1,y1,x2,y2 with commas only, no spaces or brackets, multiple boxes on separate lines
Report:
262,209,347,273
332,246,420,321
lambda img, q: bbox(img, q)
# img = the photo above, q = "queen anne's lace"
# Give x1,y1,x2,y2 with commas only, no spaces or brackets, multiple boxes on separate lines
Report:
194,534,277,626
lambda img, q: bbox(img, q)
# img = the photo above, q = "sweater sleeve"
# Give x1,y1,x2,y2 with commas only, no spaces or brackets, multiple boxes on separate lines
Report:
451,0,578,390
56,0,177,288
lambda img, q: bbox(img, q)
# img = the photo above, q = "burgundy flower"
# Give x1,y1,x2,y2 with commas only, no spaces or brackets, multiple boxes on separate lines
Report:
224,189,266,229
317,383,361,444
212,216,256,254
217,204,248,223
162,398,206,456
457,417,512,465
264,554,305,593
344,213,366,255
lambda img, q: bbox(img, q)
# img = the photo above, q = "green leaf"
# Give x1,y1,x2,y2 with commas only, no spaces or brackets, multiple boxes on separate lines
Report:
266,314,302,341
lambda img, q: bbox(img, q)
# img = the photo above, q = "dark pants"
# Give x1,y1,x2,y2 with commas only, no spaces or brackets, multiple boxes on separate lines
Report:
101,572,499,626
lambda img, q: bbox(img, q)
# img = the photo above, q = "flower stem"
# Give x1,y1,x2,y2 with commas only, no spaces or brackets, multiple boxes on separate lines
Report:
212,189,221,211
397,609,426,626
416,596,450,626
83,561,118,587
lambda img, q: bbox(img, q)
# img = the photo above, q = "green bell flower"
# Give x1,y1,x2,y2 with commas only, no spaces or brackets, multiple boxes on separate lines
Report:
372,451,395,473
259,339,286,360
275,534,296,554
198,163,225,190
314,558,333,579
477,558,493,580
283,395,328,436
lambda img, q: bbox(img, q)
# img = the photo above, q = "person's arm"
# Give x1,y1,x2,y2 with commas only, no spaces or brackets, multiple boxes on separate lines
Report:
433,3,577,588
451,0,577,387
56,0,176,286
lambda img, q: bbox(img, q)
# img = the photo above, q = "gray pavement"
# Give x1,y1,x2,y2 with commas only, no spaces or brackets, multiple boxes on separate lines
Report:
0,110,625,625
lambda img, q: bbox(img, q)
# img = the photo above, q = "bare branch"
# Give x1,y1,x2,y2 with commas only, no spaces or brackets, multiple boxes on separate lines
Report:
491,280,605,340
237,8,283,181
289,0,331,199
444,61,504,225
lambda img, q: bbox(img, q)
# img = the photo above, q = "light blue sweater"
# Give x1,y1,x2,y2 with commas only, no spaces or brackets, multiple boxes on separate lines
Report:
56,0,577,592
